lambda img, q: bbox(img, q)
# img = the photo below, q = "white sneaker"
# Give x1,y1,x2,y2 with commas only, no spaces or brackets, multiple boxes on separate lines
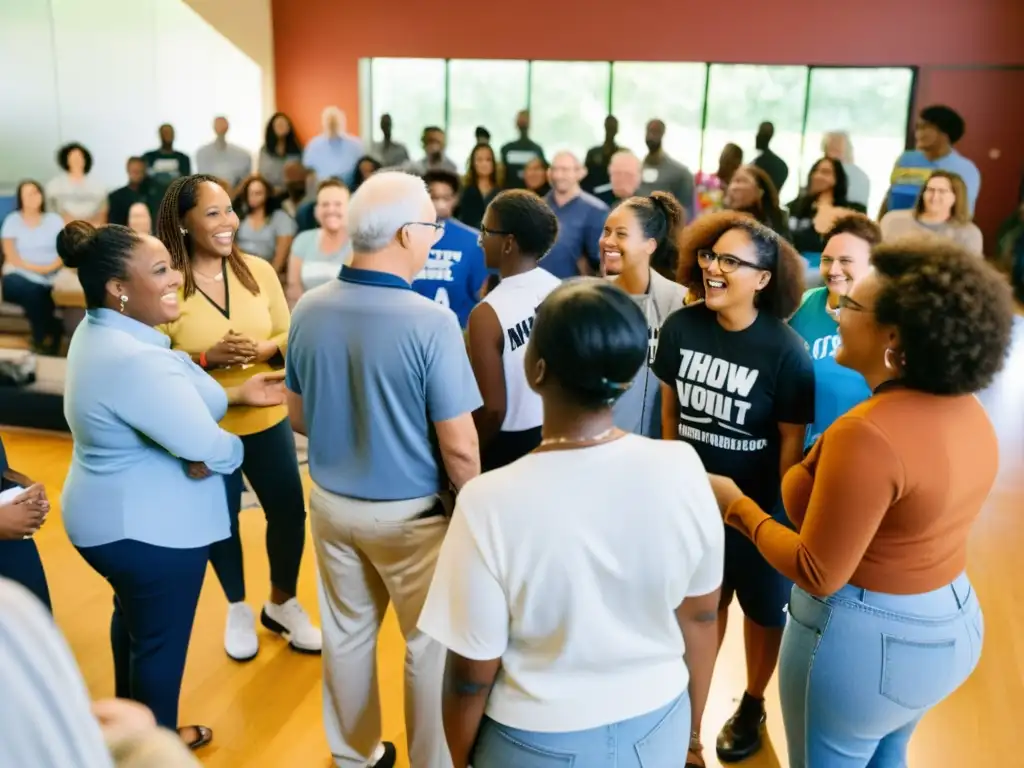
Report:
224,602,259,661
260,598,322,654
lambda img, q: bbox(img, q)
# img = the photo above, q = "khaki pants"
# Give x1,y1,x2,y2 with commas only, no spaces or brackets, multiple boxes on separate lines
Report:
309,483,452,768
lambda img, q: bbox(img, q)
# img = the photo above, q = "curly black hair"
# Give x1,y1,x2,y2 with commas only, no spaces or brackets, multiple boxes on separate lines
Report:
423,168,461,196
873,237,1014,395
676,210,805,319
57,142,93,174
487,189,559,260
919,105,965,145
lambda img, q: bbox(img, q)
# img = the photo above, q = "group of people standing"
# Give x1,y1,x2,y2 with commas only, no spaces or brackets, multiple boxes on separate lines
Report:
0,96,1012,768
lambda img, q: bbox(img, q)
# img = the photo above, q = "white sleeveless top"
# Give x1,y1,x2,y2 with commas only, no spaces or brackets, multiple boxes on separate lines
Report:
482,268,561,432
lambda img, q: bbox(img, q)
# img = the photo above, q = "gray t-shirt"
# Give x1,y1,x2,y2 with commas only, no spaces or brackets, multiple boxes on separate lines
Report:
195,141,252,188
611,269,687,437
236,209,297,261
286,268,483,500
639,154,696,220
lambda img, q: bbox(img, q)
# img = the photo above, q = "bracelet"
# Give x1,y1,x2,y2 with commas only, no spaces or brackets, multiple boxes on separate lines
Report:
689,731,703,753
199,351,208,369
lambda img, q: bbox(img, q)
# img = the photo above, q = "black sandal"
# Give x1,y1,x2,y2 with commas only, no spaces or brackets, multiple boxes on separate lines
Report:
178,725,213,750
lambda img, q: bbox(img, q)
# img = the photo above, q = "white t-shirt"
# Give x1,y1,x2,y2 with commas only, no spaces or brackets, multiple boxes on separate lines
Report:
480,267,561,431
45,174,107,220
418,433,724,733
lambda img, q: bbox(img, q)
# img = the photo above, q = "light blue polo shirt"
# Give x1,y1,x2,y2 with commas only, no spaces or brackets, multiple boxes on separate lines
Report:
285,265,483,501
887,148,980,214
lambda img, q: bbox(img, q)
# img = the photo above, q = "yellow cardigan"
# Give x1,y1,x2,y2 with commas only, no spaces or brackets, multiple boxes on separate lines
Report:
159,254,289,436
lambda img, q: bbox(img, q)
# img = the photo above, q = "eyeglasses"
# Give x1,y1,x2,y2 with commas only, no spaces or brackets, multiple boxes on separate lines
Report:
404,221,444,243
696,249,763,274
837,294,873,313
479,224,511,238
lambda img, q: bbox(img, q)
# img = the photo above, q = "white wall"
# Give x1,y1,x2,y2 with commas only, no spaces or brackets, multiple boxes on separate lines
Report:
0,0,268,192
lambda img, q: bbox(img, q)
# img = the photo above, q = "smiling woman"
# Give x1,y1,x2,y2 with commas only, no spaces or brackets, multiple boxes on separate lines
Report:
155,176,322,669
53,219,286,751
652,210,812,763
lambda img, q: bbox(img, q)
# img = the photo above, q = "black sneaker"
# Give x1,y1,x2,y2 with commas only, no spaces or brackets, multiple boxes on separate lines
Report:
369,742,397,768
716,694,766,763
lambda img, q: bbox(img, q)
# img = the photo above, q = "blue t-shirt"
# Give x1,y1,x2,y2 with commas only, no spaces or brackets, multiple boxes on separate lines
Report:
411,219,488,328
286,266,483,501
887,148,980,215
539,191,608,279
789,287,871,450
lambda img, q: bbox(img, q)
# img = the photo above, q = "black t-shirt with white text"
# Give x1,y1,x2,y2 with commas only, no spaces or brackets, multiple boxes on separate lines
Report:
652,302,815,512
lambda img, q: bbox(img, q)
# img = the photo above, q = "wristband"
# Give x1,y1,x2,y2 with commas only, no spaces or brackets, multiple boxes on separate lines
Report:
199,351,208,369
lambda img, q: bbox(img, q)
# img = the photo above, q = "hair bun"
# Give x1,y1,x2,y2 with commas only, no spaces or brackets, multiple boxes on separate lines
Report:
648,190,685,228
56,220,98,269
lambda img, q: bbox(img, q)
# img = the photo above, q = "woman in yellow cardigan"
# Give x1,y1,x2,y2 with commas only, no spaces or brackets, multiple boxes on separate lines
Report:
156,175,320,662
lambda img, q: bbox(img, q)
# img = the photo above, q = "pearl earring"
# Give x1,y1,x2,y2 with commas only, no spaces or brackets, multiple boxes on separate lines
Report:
179,227,187,235
119,295,128,314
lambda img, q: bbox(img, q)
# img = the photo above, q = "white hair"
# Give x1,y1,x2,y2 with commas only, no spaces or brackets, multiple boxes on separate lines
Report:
322,106,346,132
609,149,641,170
347,171,431,254
822,130,854,162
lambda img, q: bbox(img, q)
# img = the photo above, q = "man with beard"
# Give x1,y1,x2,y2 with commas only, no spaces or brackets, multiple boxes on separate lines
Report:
639,119,695,221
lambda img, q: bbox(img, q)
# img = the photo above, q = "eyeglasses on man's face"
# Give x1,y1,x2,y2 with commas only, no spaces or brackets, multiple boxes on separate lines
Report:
696,248,762,274
403,221,444,243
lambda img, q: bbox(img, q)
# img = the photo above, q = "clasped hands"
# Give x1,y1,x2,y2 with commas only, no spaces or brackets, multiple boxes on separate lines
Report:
0,483,49,540
204,330,277,368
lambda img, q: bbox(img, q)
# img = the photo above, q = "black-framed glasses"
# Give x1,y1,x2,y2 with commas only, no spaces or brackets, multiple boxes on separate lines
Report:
696,249,763,274
479,224,511,238
837,294,873,312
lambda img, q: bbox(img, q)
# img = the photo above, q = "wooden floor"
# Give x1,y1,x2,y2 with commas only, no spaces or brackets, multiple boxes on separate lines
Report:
3,321,1022,767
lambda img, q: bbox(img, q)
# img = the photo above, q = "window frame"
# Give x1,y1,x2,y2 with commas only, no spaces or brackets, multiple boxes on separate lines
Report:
361,58,918,182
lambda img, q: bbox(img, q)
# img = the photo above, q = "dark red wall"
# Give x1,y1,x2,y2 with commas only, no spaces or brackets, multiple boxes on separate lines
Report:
271,0,1024,241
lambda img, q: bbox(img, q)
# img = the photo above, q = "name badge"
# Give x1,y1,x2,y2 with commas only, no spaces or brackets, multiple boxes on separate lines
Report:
642,167,659,184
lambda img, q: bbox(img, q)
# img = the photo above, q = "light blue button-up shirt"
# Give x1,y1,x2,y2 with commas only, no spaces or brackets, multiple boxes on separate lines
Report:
301,133,365,187
62,309,243,549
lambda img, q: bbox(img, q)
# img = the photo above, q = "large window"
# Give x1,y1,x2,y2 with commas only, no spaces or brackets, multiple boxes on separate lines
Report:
447,59,529,170
611,62,708,172
802,68,915,215
529,61,612,159
702,64,809,204
369,58,446,153
362,58,914,210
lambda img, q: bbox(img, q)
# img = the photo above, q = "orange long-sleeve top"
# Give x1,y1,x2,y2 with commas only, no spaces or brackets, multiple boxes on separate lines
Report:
725,386,998,597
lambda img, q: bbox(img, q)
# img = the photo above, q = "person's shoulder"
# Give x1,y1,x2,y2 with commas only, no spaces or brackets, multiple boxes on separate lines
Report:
880,208,913,226
241,252,279,282
446,218,480,241
947,149,980,175
666,300,711,328
894,149,926,167
291,228,315,249
580,190,609,211
42,212,65,230
1,211,24,234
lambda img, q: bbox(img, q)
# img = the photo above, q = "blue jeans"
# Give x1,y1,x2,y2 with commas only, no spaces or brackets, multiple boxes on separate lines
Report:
471,692,690,767
2,273,61,347
76,540,209,730
779,573,982,768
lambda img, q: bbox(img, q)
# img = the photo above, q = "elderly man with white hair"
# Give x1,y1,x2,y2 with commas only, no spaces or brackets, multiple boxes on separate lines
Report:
822,131,870,207
594,149,643,206
301,106,365,188
285,171,481,768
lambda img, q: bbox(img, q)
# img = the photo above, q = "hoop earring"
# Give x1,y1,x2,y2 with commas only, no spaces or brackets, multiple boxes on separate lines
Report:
884,347,899,371
119,295,128,314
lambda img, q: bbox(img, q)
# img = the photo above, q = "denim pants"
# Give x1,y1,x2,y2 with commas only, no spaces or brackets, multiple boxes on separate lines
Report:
779,573,982,768
2,273,61,347
209,418,306,602
0,538,51,611
76,540,209,730
471,691,691,767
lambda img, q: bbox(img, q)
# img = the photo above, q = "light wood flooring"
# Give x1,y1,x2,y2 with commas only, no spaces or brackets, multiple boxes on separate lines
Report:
2,321,1021,766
